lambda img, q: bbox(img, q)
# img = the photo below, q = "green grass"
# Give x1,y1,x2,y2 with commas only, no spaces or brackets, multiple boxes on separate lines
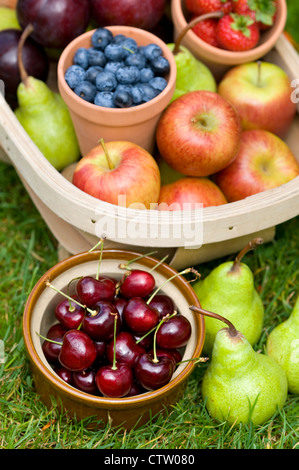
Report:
0,160,298,450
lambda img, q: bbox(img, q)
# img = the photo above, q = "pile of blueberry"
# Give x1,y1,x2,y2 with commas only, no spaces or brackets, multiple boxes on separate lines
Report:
64,27,171,108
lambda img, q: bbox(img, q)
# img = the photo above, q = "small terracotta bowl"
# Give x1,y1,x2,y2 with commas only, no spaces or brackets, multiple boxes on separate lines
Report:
57,26,177,156
23,249,205,429
171,0,287,79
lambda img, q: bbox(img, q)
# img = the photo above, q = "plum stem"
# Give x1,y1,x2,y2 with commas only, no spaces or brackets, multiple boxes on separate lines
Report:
17,23,34,86
229,237,263,273
172,11,224,55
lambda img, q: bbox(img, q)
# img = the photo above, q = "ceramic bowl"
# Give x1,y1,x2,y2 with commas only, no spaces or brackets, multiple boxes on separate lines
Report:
23,249,205,429
57,26,177,156
171,0,287,78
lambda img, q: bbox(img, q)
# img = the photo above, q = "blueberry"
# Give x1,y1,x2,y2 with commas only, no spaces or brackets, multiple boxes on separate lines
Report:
149,76,168,92
73,47,89,69
91,28,114,51
113,89,133,108
74,80,97,102
104,43,125,61
142,43,162,61
94,91,115,108
88,48,107,68
131,85,143,105
150,56,170,75
104,61,125,74
84,65,104,84
113,34,127,44
120,37,138,57
115,84,133,94
116,66,140,84
139,67,155,83
95,71,117,92
125,52,147,69
138,83,159,102
64,65,86,90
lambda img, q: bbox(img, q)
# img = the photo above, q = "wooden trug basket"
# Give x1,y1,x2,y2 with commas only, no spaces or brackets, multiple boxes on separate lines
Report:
0,31,299,269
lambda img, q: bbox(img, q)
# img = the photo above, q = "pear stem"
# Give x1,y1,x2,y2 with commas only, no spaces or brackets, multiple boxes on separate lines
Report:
189,305,238,337
17,23,34,86
99,138,114,170
172,11,224,55
230,237,264,273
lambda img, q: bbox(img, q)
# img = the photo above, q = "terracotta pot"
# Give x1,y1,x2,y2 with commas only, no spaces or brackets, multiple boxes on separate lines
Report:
57,26,177,157
23,249,205,429
171,0,287,79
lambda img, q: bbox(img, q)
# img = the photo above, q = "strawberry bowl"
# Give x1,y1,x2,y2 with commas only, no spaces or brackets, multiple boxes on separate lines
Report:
22,249,205,429
171,0,287,78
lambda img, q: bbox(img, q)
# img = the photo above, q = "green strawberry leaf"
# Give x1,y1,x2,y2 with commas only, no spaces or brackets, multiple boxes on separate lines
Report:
248,0,276,25
230,13,255,38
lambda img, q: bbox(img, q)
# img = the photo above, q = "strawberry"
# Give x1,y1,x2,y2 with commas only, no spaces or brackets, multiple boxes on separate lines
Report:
232,0,277,30
216,13,260,51
185,0,233,16
191,16,220,47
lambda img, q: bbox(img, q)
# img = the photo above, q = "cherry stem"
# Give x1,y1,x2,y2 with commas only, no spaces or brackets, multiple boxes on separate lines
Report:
147,254,169,273
229,237,263,273
152,313,175,363
172,11,224,55
189,305,238,337
146,267,200,305
119,250,158,270
111,313,118,370
17,23,34,86
36,332,62,346
135,310,178,345
99,138,114,170
45,280,97,316
96,238,105,280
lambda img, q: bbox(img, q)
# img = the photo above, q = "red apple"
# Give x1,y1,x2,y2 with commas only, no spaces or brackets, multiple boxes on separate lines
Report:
72,140,161,209
213,129,299,202
218,61,297,138
158,177,227,210
90,0,166,31
156,90,242,177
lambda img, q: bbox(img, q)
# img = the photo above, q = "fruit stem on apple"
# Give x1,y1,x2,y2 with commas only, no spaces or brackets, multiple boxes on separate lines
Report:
229,237,263,273
45,280,97,316
17,22,35,86
146,267,200,305
172,11,224,55
257,60,262,87
99,138,114,170
189,305,238,337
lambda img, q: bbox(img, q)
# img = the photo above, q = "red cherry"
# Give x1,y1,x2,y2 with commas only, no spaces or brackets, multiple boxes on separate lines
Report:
81,300,121,342
72,368,98,395
95,364,133,398
76,275,116,307
106,331,146,368
149,347,182,368
134,353,174,391
119,269,155,299
156,315,192,349
54,365,73,384
58,329,97,372
122,297,160,335
54,296,85,330
148,294,175,319
42,323,67,364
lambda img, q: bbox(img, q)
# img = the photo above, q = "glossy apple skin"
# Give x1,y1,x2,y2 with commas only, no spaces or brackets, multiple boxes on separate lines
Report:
214,129,299,202
218,62,297,139
72,141,161,209
156,91,242,177
90,0,166,31
158,177,227,210
17,0,91,49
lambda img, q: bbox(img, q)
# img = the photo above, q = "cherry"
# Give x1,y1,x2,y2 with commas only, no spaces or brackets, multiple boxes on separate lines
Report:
156,314,192,349
122,297,160,335
76,275,116,307
134,353,174,391
42,323,67,364
58,329,97,372
54,296,85,330
72,368,98,395
119,269,155,299
106,331,146,368
54,365,73,384
148,294,175,319
95,312,133,397
82,300,121,342
113,296,127,321
94,340,107,361
46,323,68,339
125,379,146,397
149,347,182,368
134,332,154,350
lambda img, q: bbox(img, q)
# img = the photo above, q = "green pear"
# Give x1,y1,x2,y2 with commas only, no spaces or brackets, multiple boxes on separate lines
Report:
193,238,264,356
266,295,299,394
167,43,217,102
191,306,288,426
14,24,80,171
0,7,21,31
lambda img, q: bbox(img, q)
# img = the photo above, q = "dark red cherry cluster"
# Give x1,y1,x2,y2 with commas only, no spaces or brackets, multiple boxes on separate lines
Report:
41,260,195,398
